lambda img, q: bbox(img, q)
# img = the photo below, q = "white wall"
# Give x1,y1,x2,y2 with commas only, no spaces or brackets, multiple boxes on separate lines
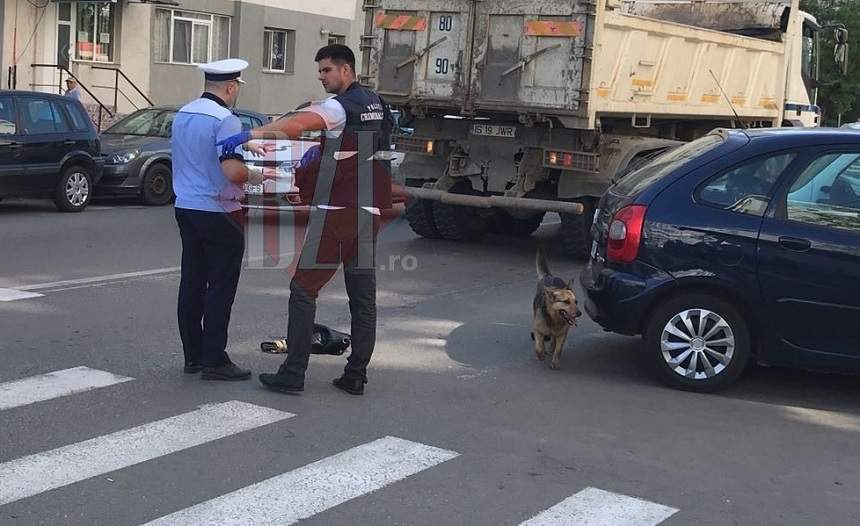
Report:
241,0,358,20
2,0,56,92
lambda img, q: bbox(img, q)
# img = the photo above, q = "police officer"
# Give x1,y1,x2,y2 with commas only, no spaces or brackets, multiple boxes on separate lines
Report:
218,45,394,395
173,58,269,381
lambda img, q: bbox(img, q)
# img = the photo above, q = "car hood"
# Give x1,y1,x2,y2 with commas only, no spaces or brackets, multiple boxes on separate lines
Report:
99,134,170,154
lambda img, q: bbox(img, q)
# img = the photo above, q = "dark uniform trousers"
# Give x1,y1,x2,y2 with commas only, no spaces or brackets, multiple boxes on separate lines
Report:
278,208,380,384
175,207,245,367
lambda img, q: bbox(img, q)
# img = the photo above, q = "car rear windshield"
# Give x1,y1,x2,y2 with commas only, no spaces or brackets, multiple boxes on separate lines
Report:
103,108,176,138
612,133,726,197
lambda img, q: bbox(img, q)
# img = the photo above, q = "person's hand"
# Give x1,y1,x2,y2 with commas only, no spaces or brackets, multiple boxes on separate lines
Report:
216,131,252,154
243,141,270,158
262,166,280,180
246,166,278,185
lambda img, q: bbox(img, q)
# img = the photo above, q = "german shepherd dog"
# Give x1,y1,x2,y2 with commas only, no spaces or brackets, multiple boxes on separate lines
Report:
532,247,582,370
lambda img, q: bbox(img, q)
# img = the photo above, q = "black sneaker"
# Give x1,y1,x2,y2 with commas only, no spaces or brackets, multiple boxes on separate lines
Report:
332,376,365,396
183,362,204,374
201,363,252,381
259,373,304,394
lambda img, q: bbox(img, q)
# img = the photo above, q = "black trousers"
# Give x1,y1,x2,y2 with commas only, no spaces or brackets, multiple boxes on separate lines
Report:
277,208,379,384
175,207,245,368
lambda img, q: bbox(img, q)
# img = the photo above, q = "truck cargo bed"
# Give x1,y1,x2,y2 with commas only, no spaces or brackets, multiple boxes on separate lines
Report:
362,0,792,127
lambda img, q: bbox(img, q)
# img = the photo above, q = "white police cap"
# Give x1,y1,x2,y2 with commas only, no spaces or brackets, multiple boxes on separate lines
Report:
198,58,248,84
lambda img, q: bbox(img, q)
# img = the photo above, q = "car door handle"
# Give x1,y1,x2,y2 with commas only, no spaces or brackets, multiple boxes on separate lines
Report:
63,140,76,145
778,236,811,252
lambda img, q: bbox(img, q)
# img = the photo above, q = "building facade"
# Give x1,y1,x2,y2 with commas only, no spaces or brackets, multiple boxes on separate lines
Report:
1,0,366,117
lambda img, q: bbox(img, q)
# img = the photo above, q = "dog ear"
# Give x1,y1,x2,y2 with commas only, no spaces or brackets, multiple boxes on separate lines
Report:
566,279,574,290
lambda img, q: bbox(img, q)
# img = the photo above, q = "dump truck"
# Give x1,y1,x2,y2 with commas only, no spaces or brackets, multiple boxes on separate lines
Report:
358,0,849,257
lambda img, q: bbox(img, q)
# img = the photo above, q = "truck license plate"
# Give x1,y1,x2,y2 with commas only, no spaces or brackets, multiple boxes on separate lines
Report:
470,124,516,138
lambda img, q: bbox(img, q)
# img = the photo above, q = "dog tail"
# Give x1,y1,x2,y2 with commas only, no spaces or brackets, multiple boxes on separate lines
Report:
536,246,550,279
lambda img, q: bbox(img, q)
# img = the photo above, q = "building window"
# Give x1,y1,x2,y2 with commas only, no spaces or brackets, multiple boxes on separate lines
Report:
263,28,295,73
154,9,231,65
328,34,346,46
76,2,116,63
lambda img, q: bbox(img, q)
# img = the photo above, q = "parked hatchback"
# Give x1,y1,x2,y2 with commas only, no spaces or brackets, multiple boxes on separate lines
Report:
0,90,103,212
581,128,860,392
97,106,268,205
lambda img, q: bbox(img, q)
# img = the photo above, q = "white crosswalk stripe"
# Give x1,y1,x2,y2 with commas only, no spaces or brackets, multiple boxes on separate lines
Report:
0,400,294,506
518,487,678,526
140,436,459,525
0,368,682,525
0,288,44,302
0,366,133,411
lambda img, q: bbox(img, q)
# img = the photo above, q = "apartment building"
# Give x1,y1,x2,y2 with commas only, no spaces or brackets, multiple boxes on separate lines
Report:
0,0,366,117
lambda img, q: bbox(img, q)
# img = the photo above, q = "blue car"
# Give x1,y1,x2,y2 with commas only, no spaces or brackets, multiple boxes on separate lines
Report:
580,128,860,392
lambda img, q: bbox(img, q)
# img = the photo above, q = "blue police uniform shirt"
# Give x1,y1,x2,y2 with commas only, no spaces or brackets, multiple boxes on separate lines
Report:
171,93,244,213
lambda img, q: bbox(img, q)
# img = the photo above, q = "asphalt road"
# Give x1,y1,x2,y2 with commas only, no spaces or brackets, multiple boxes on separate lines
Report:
1,197,858,525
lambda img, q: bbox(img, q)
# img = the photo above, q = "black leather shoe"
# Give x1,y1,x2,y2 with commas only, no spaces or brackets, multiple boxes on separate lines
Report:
332,376,365,395
201,363,251,381
184,362,204,374
259,373,304,394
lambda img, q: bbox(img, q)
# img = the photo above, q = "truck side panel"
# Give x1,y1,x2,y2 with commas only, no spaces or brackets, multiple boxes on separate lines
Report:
589,11,786,126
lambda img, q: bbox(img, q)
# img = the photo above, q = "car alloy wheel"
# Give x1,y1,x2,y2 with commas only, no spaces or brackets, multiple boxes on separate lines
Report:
660,308,735,380
65,171,90,208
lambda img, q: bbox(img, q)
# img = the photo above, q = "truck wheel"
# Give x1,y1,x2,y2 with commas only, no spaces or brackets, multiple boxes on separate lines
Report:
489,210,544,237
560,198,594,259
432,200,487,241
405,198,441,238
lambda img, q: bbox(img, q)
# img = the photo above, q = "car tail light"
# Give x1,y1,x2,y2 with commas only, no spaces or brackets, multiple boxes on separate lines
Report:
606,205,647,263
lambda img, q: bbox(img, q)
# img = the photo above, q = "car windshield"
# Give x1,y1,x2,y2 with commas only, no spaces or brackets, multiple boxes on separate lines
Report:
613,133,726,197
103,108,176,138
